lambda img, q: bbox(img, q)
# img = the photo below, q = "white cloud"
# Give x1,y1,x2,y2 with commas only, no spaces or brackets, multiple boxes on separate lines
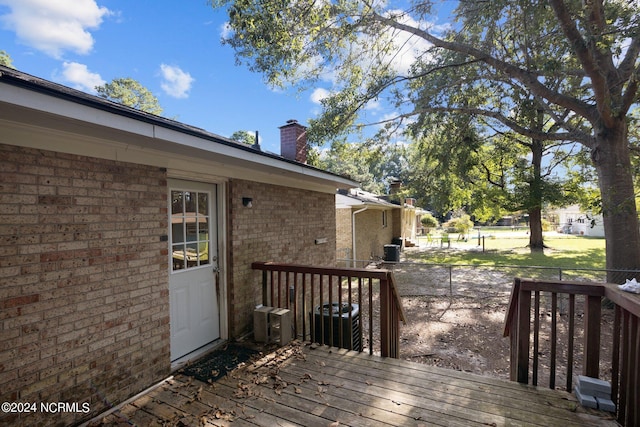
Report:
159,64,194,98
310,87,330,104
60,61,105,93
220,21,233,39
364,10,434,76
0,0,111,58
364,99,381,111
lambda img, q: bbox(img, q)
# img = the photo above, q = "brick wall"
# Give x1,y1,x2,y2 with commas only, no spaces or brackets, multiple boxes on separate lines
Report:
392,209,402,240
353,209,395,261
227,179,336,337
0,144,170,426
279,120,308,163
335,208,352,261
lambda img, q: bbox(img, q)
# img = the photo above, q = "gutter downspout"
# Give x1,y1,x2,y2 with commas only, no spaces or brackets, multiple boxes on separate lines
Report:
352,206,368,268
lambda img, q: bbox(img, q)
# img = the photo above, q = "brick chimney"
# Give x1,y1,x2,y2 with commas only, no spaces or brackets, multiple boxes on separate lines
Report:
280,119,307,164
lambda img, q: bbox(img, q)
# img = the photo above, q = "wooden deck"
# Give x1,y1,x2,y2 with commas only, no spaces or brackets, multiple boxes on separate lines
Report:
89,343,618,427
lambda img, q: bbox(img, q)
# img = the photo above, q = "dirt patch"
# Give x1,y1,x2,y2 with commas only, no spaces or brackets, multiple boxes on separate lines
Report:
399,295,511,377
387,258,615,389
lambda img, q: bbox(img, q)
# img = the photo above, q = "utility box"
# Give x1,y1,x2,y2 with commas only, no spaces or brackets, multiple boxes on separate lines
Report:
312,303,361,351
254,306,292,346
383,244,400,262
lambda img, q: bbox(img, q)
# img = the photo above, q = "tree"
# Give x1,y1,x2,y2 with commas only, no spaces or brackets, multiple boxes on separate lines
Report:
0,50,15,68
420,212,438,234
212,0,640,281
95,78,163,115
406,119,573,247
313,139,409,195
444,214,475,240
230,130,258,146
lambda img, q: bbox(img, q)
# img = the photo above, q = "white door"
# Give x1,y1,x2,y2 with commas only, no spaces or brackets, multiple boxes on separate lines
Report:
169,180,220,361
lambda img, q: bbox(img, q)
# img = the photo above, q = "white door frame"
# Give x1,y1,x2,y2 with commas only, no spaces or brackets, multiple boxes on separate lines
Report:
167,176,228,361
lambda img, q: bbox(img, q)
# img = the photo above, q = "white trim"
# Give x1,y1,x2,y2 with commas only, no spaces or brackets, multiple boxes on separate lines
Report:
168,179,227,358
167,169,227,184
0,82,357,193
352,206,368,267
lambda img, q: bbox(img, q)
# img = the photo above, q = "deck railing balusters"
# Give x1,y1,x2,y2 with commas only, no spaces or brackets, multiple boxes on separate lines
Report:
533,290,540,387
368,277,373,355
550,292,557,389
328,274,333,348
357,277,363,355
504,278,640,426
301,272,306,341
566,293,575,392
318,274,324,346
252,262,405,358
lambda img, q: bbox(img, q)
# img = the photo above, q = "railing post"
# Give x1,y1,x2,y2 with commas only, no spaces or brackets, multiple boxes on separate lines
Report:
584,294,601,377
516,287,532,384
380,274,390,357
261,269,268,306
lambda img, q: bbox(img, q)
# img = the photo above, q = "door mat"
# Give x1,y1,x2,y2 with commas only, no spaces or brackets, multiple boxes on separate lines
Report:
180,343,260,384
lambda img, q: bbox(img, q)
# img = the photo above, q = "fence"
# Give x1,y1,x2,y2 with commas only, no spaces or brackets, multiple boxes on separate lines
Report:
338,259,640,299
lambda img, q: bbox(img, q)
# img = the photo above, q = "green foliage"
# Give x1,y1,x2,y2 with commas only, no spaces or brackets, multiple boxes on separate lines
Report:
312,139,409,194
95,78,163,115
211,0,640,270
443,214,475,235
0,50,15,68
420,212,438,232
230,130,256,145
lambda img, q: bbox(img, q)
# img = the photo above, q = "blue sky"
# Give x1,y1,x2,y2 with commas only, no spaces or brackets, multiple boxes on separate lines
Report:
0,1,459,155
0,0,327,154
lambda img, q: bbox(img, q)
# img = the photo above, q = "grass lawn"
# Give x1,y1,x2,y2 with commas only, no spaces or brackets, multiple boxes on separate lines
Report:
411,231,606,271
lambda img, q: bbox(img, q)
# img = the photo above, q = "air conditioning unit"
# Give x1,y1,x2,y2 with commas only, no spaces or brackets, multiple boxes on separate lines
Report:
312,303,361,351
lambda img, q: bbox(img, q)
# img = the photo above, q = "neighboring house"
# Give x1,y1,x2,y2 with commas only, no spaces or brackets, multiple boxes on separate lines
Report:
548,204,605,237
0,66,356,426
336,188,423,266
401,197,426,244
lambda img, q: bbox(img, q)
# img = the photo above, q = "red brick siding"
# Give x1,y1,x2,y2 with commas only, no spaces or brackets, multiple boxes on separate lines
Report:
227,179,335,337
0,144,170,426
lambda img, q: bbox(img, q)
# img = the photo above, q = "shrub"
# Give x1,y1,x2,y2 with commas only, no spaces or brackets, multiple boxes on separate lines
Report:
444,214,474,235
420,212,439,233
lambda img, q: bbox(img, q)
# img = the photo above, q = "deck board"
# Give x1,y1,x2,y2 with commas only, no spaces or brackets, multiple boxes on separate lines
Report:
87,343,618,427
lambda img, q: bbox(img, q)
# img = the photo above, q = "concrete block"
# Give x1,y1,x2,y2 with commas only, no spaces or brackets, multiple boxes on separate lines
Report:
253,306,272,343
577,375,611,397
596,397,616,413
253,306,292,346
575,385,598,409
269,308,292,346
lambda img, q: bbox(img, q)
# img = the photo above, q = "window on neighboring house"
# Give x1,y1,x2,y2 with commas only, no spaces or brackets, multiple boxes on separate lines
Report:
382,210,388,227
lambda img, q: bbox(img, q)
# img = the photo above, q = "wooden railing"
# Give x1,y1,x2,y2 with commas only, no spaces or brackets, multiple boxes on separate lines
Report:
504,278,640,426
252,262,406,358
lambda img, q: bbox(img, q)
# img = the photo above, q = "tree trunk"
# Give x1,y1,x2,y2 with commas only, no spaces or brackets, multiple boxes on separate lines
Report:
528,109,545,253
529,205,544,252
593,119,640,283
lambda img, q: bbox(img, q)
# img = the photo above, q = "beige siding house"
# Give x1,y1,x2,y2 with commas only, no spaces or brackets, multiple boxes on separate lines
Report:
0,67,356,426
336,188,423,266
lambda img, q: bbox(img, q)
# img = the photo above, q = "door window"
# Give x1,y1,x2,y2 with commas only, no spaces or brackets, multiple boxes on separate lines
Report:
171,190,210,271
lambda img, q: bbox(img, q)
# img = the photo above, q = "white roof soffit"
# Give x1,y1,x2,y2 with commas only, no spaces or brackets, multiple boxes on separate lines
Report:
0,69,357,193
335,193,399,210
